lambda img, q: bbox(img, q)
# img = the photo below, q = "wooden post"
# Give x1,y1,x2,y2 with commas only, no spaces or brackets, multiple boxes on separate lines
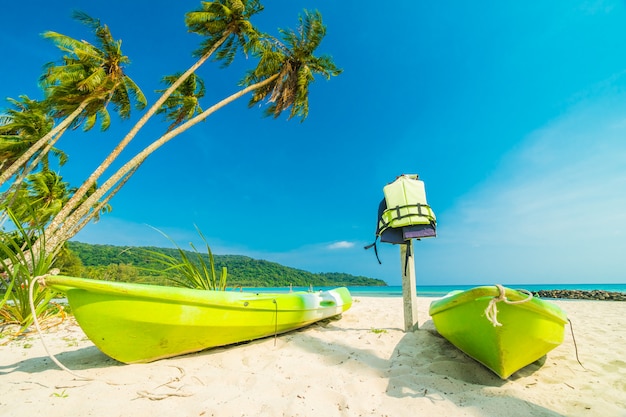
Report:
400,239,418,331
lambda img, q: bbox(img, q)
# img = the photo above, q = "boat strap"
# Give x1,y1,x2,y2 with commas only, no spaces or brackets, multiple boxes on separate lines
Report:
403,241,412,276
363,238,382,264
272,299,278,346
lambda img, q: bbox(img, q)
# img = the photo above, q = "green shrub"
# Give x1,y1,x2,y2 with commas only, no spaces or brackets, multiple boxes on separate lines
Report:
0,214,59,333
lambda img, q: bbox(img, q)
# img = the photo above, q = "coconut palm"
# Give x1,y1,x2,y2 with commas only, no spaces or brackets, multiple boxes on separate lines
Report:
244,9,342,121
0,11,147,190
16,170,71,228
42,9,341,255
0,97,69,223
42,1,264,253
0,96,59,175
41,11,147,129
186,0,263,66
1,168,111,234
156,73,206,132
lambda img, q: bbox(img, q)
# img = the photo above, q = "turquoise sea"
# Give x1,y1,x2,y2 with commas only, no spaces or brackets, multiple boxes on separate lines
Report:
248,283,626,297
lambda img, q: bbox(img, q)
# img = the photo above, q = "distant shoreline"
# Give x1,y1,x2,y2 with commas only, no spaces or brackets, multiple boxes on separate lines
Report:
39,283,626,303
234,283,626,299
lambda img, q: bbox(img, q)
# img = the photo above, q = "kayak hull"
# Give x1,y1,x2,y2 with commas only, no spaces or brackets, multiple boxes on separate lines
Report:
429,286,567,379
46,276,352,363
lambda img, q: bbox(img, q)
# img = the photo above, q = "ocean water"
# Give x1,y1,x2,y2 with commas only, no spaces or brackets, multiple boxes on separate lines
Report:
246,283,626,297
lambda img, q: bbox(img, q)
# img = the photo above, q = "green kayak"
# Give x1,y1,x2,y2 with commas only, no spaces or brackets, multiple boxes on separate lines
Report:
429,285,568,379
45,275,352,363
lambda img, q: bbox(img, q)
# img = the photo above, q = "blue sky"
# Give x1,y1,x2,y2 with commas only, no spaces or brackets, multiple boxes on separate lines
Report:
2,1,626,285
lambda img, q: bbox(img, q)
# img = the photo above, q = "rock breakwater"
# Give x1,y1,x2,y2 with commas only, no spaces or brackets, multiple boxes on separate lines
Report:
533,289,626,301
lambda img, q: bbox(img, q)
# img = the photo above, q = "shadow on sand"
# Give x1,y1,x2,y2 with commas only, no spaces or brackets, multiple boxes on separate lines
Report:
289,318,564,417
0,344,119,376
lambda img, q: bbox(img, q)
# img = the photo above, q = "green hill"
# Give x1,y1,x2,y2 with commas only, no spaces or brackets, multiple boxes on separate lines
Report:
65,241,387,287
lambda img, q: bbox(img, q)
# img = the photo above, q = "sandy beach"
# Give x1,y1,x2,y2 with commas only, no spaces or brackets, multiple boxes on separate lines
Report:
1,296,625,417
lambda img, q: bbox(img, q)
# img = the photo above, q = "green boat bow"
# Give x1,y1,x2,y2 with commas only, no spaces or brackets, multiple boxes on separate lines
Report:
429,285,568,379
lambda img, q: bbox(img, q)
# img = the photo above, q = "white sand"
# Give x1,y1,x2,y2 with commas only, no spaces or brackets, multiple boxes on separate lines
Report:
1,297,625,417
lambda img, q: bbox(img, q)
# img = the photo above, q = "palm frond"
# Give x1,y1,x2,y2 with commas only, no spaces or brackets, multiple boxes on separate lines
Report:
185,0,263,65
155,72,206,131
40,12,145,131
242,9,342,122
121,76,147,110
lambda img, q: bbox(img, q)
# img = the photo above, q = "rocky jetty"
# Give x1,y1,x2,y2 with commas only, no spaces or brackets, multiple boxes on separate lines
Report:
533,289,626,301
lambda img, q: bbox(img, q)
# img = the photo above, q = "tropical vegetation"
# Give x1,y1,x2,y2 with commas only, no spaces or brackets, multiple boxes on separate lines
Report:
1,1,345,331
0,213,63,334
65,241,387,288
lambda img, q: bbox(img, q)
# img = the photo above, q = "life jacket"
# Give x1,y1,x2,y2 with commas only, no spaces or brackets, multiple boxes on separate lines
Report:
365,174,437,264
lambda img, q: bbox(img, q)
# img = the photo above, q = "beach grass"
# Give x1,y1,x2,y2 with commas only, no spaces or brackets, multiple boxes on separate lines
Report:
0,214,61,334
140,226,228,290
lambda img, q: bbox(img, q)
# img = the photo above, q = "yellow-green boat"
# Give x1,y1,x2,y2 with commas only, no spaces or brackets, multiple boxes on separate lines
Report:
429,285,568,379
45,276,352,363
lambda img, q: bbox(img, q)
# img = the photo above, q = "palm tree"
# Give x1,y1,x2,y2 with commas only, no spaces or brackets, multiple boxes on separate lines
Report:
42,9,341,255
0,11,147,190
0,96,58,175
42,1,264,253
156,73,206,132
41,11,147,129
244,10,342,121
2,169,111,234
0,96,69,222
3,170,70,230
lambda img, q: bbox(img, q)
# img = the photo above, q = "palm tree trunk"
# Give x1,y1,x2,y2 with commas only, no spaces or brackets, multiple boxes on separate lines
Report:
0,101,88,188
65,164,140,242
43,74,279,255
44,34,232,243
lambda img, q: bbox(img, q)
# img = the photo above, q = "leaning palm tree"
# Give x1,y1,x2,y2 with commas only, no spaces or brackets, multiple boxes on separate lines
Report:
0,11,147,190
12,170,71,229
42,9,341,255
0,101,82,190
42,1,263,255
0,97,68,223
41,11,147,129
156,73,206,132
244,10,342,121
2,169,111,238
0,96,57,176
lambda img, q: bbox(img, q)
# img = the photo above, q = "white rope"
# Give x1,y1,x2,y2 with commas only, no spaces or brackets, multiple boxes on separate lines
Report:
29,272,93,381
484,284,533,327
30,276,198,399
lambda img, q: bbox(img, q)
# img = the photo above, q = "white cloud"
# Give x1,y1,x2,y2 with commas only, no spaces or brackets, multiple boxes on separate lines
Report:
327,241,355,250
